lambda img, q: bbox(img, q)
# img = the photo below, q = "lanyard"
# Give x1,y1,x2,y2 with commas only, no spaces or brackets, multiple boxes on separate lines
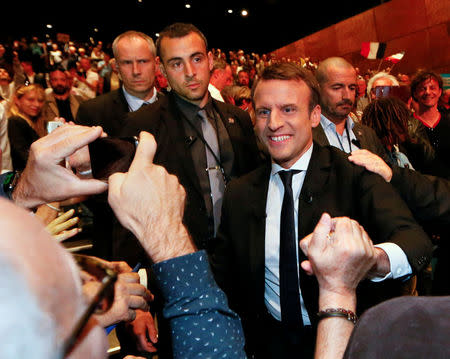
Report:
182,105,230,184
334,125,353,153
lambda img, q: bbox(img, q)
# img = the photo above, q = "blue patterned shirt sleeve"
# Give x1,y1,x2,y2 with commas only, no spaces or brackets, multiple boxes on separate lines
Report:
153,250,247,359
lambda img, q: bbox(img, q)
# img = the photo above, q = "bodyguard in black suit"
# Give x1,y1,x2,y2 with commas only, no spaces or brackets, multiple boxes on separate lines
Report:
211,63,433,358
119,23,261,258
120,23,261,358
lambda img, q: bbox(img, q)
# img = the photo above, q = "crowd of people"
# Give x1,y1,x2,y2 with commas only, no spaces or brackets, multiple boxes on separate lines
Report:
0,22,449,359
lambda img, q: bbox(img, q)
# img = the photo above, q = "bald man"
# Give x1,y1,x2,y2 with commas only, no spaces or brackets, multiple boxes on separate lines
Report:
313,57,388,158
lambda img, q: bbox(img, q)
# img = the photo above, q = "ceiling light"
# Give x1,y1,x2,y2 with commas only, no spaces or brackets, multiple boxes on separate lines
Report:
46,24,53,29
227,9,233,14
241,9,248,17
185,3,191,8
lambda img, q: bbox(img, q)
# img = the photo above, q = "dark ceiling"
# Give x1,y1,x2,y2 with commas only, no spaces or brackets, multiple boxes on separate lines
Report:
3,0,384,54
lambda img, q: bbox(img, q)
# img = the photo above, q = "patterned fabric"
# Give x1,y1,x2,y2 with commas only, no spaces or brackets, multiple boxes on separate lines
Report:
154,250,246,358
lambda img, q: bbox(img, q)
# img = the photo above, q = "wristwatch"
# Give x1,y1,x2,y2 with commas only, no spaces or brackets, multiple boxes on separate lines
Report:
2,171,21,200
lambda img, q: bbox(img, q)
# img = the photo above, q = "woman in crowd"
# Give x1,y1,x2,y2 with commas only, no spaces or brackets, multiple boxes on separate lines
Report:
7,84,47,171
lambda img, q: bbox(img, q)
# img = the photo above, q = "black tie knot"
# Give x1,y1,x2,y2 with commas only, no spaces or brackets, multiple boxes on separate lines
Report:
278,170,301,188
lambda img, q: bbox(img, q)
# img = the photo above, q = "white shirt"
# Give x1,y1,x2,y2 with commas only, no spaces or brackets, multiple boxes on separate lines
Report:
320,114,359,153
320,114,412,281
123,86,157,112
265,144,313,325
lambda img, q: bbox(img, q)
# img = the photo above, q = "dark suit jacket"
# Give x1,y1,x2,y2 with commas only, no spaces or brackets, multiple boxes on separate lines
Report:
211,143,433,355
75,88,129,136
313,121,390,163
117,91,262,262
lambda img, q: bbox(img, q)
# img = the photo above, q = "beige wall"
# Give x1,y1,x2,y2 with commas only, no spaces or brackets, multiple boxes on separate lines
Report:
270,0,450,75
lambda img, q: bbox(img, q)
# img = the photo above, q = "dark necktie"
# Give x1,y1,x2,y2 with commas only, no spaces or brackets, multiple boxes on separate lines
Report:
279,170,303,328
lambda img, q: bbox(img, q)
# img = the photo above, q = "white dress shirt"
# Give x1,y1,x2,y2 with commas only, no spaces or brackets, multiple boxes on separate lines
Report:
123,86,157,112
319,114,412,281
265,144,313,325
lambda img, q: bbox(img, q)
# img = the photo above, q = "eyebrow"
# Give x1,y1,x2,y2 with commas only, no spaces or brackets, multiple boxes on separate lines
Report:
167,51,205,63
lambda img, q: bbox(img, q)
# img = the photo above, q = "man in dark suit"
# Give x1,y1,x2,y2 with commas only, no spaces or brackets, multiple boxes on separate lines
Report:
75,30,160,356
119,23,261,358
211,62,433,358
313,57,388,158
121,23,261,255
76,30,158,135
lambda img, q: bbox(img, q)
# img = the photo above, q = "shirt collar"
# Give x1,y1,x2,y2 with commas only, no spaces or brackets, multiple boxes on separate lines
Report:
320,114,355,132
271,143,314,177
122,86,157,112
174,92,213,121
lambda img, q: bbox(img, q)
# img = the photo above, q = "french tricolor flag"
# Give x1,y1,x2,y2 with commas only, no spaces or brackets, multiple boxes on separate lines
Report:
360,42,387,59
385,51,405,64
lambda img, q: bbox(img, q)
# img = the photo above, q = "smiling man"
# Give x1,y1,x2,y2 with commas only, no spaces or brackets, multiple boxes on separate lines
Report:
211,62,433,358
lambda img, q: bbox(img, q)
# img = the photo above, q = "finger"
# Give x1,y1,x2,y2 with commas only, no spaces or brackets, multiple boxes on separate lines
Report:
109,261,133,273
51,209,75,226
54,228,81,242
50,216,79,234
128,295,150,311
51,126,104,160
311,212,332,251
128,131,157,173
118,272,141,284
300,260,314,276
146,314,158,343
333,217,353,243
299,233,312,257
65,178,108,198
137,333,158,353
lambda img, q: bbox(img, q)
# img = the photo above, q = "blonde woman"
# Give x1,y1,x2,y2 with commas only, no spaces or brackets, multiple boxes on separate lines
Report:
7,84,67,225
7,84,47,171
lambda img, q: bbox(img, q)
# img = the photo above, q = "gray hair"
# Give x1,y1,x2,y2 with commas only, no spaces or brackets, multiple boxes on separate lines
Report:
112,30,156,59
367,72,399,97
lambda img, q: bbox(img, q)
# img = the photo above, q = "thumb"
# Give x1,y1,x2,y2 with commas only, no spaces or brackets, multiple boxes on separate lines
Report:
311,212,332,250
128,131,157,173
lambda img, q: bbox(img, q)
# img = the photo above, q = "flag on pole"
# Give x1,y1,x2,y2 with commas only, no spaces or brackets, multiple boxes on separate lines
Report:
385,51,405,64
360,42,387,59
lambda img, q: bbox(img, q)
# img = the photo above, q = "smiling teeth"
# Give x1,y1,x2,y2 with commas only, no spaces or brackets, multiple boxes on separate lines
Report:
271,136,290,142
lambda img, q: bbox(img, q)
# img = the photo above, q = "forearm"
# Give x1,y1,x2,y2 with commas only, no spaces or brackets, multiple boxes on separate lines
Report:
315,290,357,359
154,251,246,359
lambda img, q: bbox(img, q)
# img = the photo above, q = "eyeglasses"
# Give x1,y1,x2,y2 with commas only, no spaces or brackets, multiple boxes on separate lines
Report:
62,254,118,357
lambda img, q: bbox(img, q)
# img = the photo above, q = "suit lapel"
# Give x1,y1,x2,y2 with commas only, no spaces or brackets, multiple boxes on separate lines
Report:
213,100,244,173
297,144,331,321
161,94,204,197
298,144,332,239
312,124,330,146
247,165,271,280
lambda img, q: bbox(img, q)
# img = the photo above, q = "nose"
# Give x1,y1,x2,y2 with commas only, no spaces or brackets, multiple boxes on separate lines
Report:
267,110,283,131
184,62,195,78
132,61,140,76
342,87,352,100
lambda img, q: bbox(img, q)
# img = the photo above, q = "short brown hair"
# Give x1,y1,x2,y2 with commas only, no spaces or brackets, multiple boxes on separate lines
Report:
156,23,208,60
410,70,443,102
252,62,320,113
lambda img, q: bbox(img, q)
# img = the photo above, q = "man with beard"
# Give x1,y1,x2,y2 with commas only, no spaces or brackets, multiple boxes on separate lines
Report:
313,57,390,164
43,66,85,124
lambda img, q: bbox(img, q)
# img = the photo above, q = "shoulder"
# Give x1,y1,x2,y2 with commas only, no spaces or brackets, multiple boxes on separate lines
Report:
227,163,270,193
79,89,122,109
